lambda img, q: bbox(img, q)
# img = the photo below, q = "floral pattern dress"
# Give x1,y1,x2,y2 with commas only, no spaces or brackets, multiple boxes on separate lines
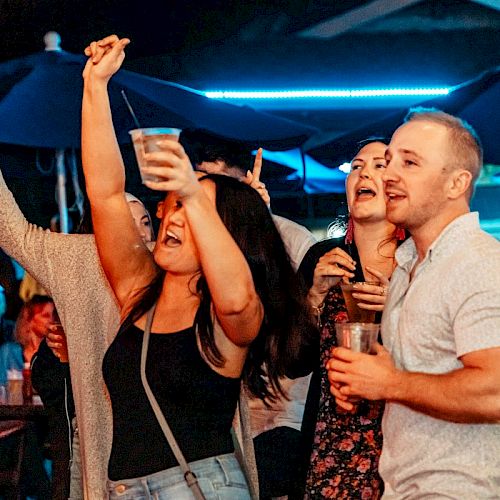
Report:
304,284,384,500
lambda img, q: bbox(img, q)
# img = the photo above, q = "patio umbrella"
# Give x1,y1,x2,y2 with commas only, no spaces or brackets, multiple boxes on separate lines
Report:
0,33,317,231
307,66,500,168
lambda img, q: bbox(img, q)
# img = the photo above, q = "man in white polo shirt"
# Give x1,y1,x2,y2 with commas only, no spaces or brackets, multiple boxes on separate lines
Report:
327,108,500,498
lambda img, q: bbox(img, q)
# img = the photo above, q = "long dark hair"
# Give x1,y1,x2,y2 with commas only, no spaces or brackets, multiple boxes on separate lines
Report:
122,174,315,402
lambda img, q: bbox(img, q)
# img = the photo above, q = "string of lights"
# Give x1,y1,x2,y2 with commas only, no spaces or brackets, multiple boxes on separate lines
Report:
204,87,450,99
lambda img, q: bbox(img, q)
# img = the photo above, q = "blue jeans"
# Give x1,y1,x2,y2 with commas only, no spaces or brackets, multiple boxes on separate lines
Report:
107,453,250,500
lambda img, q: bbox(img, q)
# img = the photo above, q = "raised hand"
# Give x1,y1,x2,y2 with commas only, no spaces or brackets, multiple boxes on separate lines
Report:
140,140,201,199
308,247,356,307
243,148,271,208
351,266,390,312
83,35,130,83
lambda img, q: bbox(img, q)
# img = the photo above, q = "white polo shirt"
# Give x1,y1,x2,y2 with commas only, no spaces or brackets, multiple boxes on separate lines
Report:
380,212,500,499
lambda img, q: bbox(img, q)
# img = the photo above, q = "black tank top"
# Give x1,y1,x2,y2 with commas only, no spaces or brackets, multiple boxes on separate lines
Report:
102,322,241,480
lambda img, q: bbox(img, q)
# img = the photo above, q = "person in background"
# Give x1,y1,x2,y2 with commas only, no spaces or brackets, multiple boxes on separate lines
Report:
328,109,500,498
190,134,316,270
0,247,22,322
293,139,403,499
31,306,75,500
0,295,53,500
0,295,56,386
0,170,155,497
36,192,154,500
188,132,316,499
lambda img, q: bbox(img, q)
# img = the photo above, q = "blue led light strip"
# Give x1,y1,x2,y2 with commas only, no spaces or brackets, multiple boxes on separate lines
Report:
204,88,450,99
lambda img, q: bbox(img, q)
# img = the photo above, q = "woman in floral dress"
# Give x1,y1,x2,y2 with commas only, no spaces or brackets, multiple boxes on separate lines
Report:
295,140,405,499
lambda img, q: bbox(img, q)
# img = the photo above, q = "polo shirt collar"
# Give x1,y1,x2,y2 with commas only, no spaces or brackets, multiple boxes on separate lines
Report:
395,212,480,272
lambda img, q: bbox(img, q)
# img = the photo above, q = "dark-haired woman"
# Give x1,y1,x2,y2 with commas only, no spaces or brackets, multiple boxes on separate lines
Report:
294,140,405,499
82,36,313,499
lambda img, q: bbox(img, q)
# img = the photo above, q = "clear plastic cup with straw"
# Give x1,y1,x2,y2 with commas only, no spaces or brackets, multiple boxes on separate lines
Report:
121,90,182,184
129,128,182,183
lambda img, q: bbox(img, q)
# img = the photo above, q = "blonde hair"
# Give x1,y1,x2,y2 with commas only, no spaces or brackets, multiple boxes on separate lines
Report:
405,108,483,199
14,296,54,347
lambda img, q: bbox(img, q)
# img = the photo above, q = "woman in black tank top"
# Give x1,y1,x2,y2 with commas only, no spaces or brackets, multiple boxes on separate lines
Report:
81,35,315,499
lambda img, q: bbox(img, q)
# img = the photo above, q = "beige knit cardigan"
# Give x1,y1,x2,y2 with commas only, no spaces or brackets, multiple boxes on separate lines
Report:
0,169,258,499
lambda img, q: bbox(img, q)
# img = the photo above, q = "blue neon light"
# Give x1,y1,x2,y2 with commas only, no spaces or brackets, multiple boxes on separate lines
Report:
204,88,450,99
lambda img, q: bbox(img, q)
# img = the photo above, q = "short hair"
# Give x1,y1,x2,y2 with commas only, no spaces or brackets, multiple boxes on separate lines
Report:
181,130,251,175
404,107,483,198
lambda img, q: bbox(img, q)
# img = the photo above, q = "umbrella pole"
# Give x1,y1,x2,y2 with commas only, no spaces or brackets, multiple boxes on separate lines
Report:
299,148,314,218
55,149,69,233
300,147,307,189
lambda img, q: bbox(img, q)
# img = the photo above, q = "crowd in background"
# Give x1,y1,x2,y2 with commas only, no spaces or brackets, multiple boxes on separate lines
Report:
0,34,499,500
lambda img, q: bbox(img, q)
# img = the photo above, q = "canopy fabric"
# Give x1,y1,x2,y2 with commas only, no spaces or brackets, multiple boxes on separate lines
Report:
307,66,500,167
260,148,347,194
0,50,317,151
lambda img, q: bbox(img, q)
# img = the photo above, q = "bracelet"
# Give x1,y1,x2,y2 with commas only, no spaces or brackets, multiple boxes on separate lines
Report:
311,301,325,328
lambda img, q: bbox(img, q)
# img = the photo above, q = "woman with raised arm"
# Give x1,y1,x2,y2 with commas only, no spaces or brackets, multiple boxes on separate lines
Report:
82,35,313,499
293,139,406,499
0,171,155,497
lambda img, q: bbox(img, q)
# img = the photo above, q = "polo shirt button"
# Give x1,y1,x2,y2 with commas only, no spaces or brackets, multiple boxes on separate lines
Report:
115,484,127,494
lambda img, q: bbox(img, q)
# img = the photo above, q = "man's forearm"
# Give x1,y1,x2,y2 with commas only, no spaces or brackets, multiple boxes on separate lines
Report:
387,366,500,424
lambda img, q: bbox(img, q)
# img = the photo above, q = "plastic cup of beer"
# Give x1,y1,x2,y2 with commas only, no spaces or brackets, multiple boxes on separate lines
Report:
340,281,379,323
335,323,380,353
129,127,182,183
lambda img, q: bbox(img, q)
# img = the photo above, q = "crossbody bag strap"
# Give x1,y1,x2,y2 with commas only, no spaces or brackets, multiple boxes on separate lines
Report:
140,304,206,500
237,387,260,500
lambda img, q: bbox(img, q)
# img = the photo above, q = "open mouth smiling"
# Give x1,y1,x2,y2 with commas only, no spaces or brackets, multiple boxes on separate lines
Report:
386,191,406,203
164,230,182,247
355,187,376,200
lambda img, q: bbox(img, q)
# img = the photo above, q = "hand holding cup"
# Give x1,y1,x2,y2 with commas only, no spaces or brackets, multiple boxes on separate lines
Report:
47,323,69,363
308,247,356,307
340,267,389,322
130,128,182,183
140,140,201,199
327,343,398,407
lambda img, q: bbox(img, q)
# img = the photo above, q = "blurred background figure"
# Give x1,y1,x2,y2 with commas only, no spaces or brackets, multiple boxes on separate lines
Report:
0,294,55,385
32,316,75,500
0,247,23,324
0,295,54,500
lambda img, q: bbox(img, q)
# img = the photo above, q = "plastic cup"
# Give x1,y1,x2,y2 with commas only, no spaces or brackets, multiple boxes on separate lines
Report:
7,369,23,405
0,385,6,404
340,281,379,323
335,323,380,353
129,127,182,183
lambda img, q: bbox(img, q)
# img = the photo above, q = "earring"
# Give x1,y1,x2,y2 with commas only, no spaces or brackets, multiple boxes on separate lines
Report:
395,225,406,241
345,216,354,244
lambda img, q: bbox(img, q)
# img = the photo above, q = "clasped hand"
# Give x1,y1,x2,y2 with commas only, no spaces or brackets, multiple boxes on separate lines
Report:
83,34,130,82
83,35,200,199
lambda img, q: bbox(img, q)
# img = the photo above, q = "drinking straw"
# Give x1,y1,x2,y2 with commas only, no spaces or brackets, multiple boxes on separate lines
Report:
121,90,141,129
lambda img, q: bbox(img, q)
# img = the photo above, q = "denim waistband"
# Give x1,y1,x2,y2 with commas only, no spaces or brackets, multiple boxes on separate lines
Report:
107,453,250,499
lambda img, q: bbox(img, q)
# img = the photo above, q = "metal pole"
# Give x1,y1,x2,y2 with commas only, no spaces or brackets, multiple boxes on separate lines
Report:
300,147,307,189
55,149,69,233
299,147,314,218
